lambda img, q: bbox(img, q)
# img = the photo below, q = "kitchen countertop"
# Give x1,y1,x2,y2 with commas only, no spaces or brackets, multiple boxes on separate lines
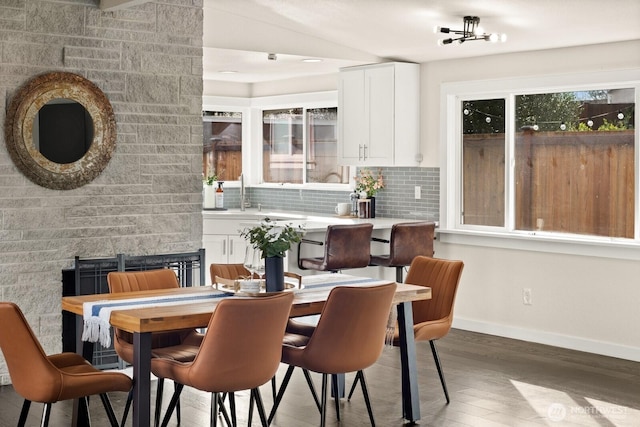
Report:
202,208,431,232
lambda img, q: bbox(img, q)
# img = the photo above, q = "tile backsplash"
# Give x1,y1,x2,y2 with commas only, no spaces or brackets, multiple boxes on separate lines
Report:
221,167,439,221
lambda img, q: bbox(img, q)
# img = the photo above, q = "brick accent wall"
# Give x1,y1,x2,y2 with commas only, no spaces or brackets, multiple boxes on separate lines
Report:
0,0,203,383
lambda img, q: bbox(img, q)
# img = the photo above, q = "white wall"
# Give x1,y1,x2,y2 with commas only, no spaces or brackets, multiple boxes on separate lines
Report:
424,40,640,361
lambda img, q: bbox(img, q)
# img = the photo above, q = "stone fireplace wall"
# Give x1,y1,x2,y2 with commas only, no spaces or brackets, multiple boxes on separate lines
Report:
0,0,203,384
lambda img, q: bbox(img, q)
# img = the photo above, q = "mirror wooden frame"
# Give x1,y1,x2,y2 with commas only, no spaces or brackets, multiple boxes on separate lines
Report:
4,71,116,190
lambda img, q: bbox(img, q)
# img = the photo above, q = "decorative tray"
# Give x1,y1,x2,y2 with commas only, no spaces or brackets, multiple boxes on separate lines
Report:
214,277,296,297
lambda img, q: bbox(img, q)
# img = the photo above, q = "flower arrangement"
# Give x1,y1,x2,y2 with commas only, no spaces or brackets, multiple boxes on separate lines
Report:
354,168,384,198
240,218,304,258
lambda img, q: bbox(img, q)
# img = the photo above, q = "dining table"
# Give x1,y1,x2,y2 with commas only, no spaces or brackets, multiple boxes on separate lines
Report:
61,273,431,427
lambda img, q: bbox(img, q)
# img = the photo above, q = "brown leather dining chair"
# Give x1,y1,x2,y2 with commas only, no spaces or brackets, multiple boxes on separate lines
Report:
268,283,397,427
210,263,315,404
0,302,132,427
107,268,204,426
297,223,374,272
369,221,435,282
393,255,464,404
151,292,294,427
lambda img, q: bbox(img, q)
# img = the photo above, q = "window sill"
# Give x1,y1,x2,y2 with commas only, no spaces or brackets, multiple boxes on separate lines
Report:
437,228,640,261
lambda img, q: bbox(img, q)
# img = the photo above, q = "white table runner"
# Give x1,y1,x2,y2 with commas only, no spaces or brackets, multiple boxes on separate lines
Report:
82,291,227,347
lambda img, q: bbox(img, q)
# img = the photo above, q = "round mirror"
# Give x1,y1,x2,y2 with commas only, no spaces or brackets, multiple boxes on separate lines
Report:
5,72,116,190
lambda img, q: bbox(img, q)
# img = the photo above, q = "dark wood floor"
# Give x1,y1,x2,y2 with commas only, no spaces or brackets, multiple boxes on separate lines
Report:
1,329,638,426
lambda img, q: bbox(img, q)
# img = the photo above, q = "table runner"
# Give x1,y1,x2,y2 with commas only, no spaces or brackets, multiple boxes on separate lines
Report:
82,291,227,347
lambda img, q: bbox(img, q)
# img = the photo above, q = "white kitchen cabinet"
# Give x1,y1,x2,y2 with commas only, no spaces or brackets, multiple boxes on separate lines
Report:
203,219,249,285
338,62,420,166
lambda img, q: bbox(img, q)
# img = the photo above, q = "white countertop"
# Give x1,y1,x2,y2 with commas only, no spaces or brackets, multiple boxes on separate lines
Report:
202,208,432,232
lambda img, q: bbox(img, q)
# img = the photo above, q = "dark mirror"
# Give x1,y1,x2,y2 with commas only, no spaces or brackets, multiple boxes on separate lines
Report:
34,98,94,164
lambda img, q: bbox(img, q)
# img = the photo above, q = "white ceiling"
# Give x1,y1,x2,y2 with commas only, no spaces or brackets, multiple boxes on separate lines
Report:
202,0,640,84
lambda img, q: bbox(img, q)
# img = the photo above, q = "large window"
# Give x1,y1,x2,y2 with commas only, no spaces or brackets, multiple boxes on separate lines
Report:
445,73,638,243
203,111,242,181
262,107,347,184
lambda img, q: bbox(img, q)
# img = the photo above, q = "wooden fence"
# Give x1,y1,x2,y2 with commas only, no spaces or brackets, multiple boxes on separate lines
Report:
463,130,635,238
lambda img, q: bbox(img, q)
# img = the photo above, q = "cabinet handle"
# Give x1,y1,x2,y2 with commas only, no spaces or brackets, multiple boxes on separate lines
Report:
359,144,363,161
230,238,234,255
223,240,226,256
363,144,368,160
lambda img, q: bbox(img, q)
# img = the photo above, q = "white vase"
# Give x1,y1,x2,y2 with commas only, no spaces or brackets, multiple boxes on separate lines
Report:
203,185,216,208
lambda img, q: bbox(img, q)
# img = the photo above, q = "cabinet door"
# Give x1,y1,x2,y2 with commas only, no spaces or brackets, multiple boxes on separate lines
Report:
364,65,394,165
338,68,365,164
228,235,249,264
203,234,228,284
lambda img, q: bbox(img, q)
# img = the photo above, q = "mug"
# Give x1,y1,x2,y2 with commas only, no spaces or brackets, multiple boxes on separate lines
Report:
335,202,351,216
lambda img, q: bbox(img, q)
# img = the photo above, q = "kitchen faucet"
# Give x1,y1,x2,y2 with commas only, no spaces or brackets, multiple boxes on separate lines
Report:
239,173,249,211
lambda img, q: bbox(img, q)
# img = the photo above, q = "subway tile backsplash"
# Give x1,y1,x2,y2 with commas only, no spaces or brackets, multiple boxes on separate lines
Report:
221,167,439,221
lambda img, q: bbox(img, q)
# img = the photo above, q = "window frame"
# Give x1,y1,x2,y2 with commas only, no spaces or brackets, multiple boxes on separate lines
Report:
250,92,352,190
440,69,640,260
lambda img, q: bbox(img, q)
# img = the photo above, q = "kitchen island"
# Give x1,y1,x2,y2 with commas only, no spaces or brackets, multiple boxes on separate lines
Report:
203,208,433,282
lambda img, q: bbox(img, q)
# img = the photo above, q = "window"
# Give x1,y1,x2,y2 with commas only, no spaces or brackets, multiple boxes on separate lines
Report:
203,111,242,181
262,107,347,184
444,72,638,243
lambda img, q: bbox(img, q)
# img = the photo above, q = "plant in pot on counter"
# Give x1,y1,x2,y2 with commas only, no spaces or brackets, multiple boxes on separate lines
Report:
240,218,304,292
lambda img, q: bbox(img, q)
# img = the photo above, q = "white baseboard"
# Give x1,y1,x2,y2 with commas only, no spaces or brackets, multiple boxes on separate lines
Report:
452,317,640,363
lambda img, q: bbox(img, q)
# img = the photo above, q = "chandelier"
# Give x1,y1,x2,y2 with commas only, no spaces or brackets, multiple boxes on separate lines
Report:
436,16,506,45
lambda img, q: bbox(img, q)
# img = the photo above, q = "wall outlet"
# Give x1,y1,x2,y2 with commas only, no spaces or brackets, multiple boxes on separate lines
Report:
522,288,533,305
414,185,421,199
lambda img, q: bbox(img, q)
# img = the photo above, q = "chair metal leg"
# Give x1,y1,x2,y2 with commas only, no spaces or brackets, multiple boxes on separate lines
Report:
357,370,376,426
40,402,53,427
99,393,120,427
155,378,165,427
121,389,133,426
271,375,277,401
227,392,237,427
175,381,181,425
268,365,295,425
430,340,450,404
331,374,340,421
347,373,360,400
320,374,328,427
18,400,31,427
160,383,184,427
251,388,269,427
248,391,254,426
211,392,218,427
302,368,321,411
213,392,232,427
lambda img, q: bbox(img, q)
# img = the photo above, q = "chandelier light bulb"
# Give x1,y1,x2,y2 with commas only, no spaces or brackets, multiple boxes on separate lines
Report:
463,108,470,115
485,116,491,124
533,124,539,131
587,119,594,127
617,111,625,120
560,122,567,131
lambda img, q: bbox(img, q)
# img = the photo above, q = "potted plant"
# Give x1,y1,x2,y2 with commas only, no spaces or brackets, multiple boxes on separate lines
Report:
240,218,304,291
203,172,218,208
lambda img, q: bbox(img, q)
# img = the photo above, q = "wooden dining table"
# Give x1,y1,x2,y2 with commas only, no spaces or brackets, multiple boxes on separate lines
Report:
62,274,431,427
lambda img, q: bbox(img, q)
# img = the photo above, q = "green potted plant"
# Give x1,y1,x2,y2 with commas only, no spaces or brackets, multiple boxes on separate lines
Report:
240,218,304,291
203,172,218,208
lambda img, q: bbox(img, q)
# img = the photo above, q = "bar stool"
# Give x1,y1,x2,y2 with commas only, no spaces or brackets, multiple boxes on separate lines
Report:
298,223,373,272
369,221,435,282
